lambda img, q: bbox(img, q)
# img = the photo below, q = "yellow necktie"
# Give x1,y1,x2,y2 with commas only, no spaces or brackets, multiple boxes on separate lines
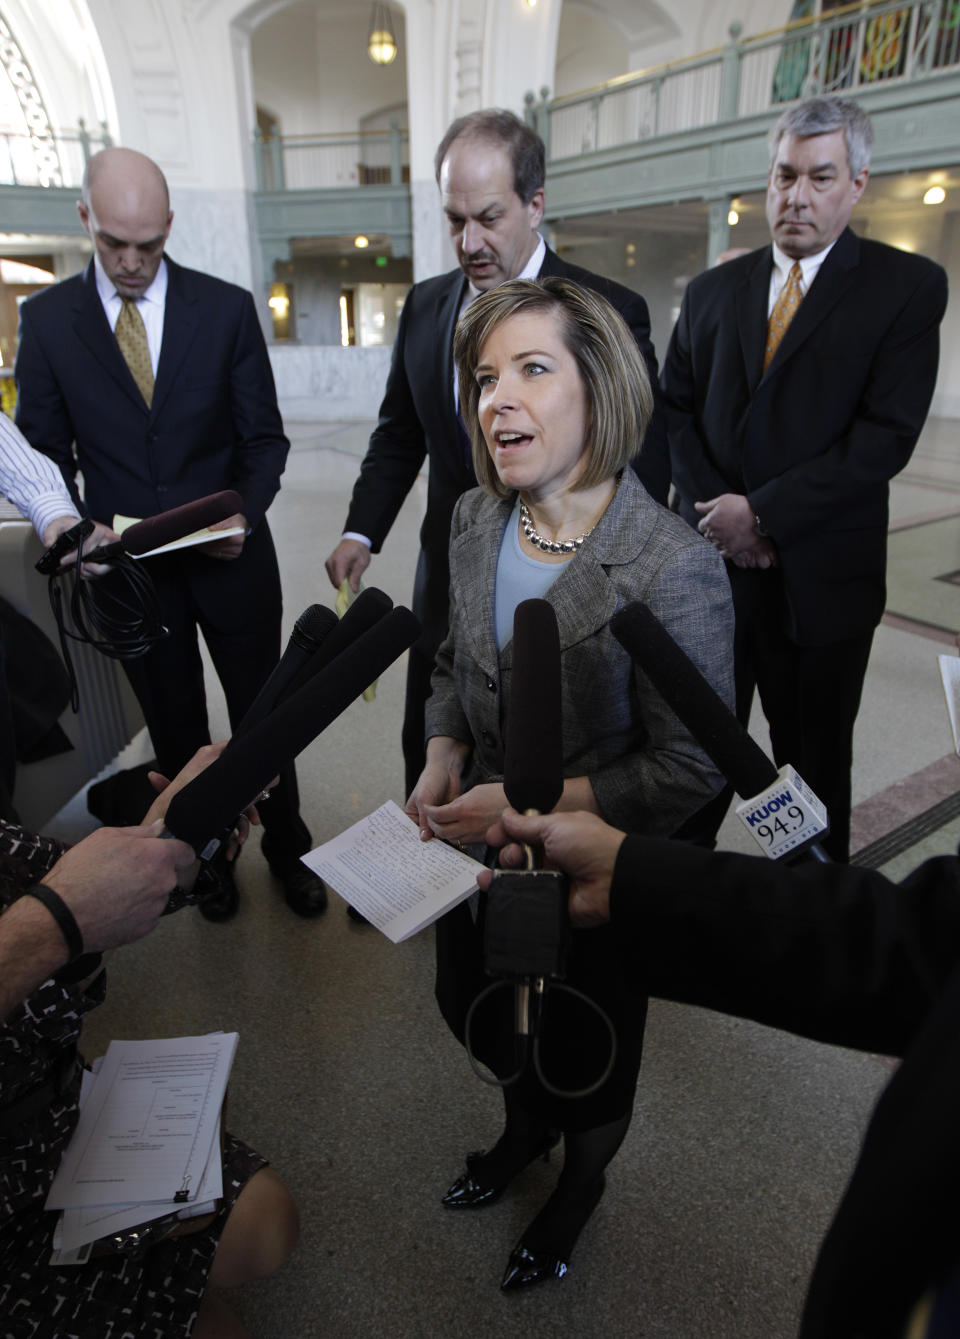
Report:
763,262,804,371
114,298,154,407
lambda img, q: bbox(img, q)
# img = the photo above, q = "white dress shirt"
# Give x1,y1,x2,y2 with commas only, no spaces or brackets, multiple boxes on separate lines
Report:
0,412,79,538
767,240,837,316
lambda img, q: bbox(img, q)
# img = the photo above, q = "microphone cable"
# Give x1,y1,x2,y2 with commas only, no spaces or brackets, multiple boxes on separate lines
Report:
40,521,168,710
463,976,617,1099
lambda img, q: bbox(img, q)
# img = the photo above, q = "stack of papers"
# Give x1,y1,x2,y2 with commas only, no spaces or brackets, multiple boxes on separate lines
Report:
46,1032,237,1263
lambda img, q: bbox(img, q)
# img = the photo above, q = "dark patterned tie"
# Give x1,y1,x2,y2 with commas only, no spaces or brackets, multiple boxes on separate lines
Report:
115,298,154,407
763,262,804,372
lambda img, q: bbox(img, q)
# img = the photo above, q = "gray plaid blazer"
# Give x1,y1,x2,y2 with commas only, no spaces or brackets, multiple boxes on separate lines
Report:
424,468,734,834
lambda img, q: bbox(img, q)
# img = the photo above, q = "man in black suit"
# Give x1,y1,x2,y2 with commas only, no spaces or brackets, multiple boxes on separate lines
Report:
484,804,960,1339
14,146,326,920
662,97,947,860
325,109,668,797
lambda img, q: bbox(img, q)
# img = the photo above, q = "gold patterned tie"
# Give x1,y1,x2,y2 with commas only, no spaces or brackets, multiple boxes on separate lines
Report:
763,261,804,372
114,298,154,407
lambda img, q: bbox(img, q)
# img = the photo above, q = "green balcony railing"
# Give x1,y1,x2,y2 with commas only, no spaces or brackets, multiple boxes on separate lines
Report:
0,119,111,188
253,122,408,192
528,0,960,160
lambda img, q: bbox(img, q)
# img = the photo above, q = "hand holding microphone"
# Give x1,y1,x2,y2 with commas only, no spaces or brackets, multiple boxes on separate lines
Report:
480,808,626,929
40,516,121,579
160,602,421,910
465,600,617,1096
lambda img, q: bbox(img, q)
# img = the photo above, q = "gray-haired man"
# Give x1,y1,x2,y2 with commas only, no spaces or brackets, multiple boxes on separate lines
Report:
662,96,947,859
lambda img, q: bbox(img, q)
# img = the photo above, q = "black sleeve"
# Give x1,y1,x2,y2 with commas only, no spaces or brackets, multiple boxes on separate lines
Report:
610,835,960,1056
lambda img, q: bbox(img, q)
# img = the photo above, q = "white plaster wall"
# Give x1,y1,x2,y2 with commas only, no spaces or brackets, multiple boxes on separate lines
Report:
481,0,561,109
270,343,392,420
554,4,630,98
251,1,407,137
696,1,795,51
78,0,261,289
165,188,256,291
403,0,456,281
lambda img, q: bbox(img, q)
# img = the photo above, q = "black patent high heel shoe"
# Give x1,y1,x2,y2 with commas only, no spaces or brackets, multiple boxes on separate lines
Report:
441,1130,560,1209
500,1175,606,1290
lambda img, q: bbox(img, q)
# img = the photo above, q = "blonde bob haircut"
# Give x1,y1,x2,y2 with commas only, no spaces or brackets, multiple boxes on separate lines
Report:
453,276,654,500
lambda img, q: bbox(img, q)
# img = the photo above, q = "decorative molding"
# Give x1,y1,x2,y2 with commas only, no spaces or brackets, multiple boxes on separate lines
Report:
0,10,63,186
454,2,486,116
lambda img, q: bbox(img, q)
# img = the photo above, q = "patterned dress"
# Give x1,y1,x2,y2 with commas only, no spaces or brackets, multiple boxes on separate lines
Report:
0,822,266,1338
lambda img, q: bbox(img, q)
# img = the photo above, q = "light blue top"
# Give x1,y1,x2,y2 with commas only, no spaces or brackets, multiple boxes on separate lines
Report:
493,497,572,650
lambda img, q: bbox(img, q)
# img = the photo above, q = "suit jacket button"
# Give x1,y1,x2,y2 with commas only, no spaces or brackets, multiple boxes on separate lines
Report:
486,677,496,692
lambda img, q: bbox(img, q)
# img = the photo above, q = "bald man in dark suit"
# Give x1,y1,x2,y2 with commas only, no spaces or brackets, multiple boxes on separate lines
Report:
14,147,325,920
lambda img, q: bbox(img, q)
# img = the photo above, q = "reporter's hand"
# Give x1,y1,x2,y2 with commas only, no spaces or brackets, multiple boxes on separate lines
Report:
205,513,247,561
479,809,626,927
324,537,371,593
143,743,271,858
41,514,120,579
44,825,196,952
141,743,228,827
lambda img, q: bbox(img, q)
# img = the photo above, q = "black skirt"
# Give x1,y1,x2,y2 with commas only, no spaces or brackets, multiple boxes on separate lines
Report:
435,895,648,1131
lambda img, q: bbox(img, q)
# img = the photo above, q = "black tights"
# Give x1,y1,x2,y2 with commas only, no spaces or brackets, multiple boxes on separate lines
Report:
472,1086,631,1256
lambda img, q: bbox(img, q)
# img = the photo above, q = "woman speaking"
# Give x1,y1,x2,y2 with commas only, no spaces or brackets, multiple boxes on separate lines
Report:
406,277,734,1292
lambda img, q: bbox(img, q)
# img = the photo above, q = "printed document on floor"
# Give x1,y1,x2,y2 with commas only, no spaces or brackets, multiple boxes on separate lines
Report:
301,799,483,942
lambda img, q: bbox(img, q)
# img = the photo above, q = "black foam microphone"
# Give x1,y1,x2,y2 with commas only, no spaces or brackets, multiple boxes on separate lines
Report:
232,603,339,741
487,600,567,1046
612,600,776,798
164,605,421,859
84,490,244,561
503,598,564,818
282,586,394,701
476,600,616,1098
611,601,829,862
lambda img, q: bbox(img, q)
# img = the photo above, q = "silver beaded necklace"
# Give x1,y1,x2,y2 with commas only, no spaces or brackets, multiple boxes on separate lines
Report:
519,500,595,555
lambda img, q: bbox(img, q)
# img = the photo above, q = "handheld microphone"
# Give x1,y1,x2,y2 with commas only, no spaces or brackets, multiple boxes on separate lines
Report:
281,586,394,701
84,490,244,561
470,599,616,1098
232,603,339,741
163,604,421,860
485,601,567,1062
610,601,830,862
502,598,564,823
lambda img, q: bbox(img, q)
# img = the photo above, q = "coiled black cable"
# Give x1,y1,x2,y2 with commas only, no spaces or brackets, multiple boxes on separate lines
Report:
44,524,168,710
463,977,617,1099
